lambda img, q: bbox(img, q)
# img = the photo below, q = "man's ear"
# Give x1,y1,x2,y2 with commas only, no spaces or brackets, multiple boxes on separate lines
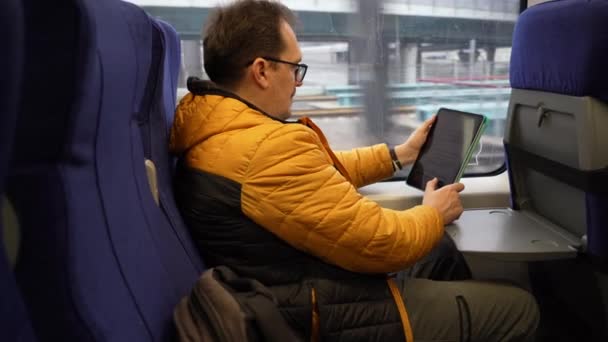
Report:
250,58,270,89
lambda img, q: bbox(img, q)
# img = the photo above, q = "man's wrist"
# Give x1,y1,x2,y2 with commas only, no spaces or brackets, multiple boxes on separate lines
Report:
389,146,403,171
394,144,416,167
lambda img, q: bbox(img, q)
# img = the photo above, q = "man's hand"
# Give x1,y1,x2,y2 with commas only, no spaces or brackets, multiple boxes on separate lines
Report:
394,115,436,167
422,178,465,225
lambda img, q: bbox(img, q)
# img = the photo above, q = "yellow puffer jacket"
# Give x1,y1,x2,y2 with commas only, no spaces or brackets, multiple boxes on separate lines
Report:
170,90,444,274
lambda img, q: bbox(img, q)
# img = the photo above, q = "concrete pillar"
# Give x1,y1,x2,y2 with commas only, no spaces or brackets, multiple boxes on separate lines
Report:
486,45,496,77
468,38,476,80
181,39,203,85
400,42,419,84
346,0,390,141
347,38,368,85
177,56,189,89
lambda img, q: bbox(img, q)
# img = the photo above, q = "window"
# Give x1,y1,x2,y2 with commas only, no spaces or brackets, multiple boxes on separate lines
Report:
135,0,519,177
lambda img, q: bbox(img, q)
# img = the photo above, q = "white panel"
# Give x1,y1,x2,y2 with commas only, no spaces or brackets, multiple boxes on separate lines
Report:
528,0,551,7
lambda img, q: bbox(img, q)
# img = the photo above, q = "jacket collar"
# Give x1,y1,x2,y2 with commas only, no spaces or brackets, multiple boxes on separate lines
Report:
187,77,288,123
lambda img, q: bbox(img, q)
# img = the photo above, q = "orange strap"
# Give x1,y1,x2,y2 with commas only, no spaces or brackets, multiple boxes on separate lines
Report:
387,277,414,342
298,117,352,183
310,286,321,342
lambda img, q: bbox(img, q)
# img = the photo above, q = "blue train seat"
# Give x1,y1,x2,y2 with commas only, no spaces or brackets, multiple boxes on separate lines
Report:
443,3,608,338
143,17,201,260
507,0,608,262
447,0,608,263
508,1,608,339
0,0,37,340
8,0,203,340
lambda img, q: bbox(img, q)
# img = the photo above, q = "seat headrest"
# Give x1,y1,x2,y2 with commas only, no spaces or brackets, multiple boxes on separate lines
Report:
510,0,608,103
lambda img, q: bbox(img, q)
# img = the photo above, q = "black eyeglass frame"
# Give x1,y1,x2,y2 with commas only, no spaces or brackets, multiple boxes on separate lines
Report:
247,56,308,83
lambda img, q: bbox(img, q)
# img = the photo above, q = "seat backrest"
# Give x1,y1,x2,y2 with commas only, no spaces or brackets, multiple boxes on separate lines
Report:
0,0,37,340
152,19,182,132
9,0,203,340
145,17,204,264
506,0,608,259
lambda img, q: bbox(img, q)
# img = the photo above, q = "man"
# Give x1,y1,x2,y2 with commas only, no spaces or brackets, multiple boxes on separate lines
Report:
170,0,539,341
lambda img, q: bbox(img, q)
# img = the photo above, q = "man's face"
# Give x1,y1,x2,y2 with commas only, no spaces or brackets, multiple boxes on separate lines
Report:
267,20,303,120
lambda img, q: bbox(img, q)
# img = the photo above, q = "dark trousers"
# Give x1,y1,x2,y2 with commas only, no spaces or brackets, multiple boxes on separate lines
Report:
404,232,472,280
398,234,540,342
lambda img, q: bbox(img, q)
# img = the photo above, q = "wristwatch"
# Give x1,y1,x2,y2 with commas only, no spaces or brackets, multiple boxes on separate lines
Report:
389,146,403,171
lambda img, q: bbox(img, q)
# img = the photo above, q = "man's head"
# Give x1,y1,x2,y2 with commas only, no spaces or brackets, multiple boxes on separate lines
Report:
203,0,305,120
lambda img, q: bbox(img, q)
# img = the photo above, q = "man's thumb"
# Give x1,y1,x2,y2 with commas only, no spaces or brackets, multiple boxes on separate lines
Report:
425,178,438,193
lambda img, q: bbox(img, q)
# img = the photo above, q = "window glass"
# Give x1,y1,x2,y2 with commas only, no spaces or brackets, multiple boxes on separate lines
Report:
133,0,519,177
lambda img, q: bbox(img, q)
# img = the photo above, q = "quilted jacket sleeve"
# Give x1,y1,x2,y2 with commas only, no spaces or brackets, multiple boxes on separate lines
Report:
334,144,394,188
240,125,444,274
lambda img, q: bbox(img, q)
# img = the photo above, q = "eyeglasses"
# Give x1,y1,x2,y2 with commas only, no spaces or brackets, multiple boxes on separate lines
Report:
249,56,308,83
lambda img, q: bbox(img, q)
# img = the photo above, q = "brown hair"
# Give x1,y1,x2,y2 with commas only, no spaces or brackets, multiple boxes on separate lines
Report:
202,0,297,87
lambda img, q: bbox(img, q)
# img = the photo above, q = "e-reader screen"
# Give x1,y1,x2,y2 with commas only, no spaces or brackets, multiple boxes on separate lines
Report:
406,108,486,190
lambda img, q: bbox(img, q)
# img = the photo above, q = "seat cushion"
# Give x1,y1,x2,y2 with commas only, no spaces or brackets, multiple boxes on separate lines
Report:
510,0,608,102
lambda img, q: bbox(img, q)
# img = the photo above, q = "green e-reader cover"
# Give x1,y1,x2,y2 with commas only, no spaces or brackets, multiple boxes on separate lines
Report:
406,108,487,190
